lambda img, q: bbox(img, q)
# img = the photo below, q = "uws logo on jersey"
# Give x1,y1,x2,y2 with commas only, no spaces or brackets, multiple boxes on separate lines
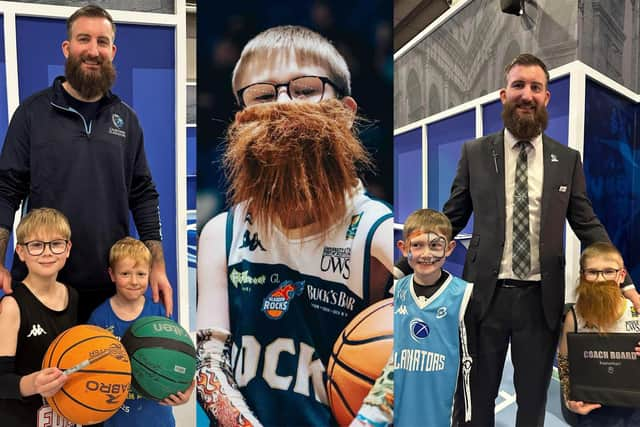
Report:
320,247,351,280
262,280,305,319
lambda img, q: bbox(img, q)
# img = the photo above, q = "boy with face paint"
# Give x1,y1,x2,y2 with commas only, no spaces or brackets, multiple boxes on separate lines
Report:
395,209,473,426
196,26,393,427
353,209,473,427
558,242,640,425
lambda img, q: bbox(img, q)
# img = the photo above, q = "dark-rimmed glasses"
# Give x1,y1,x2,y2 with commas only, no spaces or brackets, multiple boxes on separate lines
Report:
581,268,620,281
237,75,341,108
20,239,68,256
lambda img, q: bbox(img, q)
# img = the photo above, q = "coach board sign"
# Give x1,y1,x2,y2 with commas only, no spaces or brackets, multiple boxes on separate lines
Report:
567,333,640,407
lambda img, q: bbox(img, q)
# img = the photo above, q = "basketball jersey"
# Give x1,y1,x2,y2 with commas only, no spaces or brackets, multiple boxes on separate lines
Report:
393,274,473,427
0,281,78,427
88,297,174,427
574,299,640,333
226,187,392,426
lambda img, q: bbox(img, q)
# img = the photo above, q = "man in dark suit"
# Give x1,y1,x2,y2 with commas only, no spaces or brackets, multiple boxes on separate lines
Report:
442,53,639,426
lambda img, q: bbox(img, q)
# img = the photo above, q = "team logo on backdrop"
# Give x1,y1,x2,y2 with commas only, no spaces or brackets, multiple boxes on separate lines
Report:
262,280,305,319
109,113,126,138
320,247,351,279
410,319,430,342
345,212,363,239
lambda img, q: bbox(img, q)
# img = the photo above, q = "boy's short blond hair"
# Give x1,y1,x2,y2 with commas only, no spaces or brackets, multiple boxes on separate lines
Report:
16,208,71,243
231,25,351,101
109,237,152,269
580,242,624,270
402,208,452,242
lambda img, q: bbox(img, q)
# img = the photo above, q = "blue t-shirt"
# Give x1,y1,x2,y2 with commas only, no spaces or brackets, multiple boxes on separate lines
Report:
88,297,175,427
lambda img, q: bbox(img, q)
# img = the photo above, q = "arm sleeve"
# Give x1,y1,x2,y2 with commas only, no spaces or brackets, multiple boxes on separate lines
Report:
128,121,161,242
0,105,31,230
442,142,473,239
196,328,262,427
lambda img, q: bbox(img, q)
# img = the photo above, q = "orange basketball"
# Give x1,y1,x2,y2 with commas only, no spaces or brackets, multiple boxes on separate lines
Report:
42,324,132,425
327,298,393,426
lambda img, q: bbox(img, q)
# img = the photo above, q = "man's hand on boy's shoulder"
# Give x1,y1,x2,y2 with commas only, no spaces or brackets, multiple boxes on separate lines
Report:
150,267,173,318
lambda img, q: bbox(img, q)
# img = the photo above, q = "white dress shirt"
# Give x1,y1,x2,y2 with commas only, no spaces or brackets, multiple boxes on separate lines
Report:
498,129,543,281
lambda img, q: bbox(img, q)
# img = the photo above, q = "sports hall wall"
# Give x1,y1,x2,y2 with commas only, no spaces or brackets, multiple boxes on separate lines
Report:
393,0,640,297
0,1,190,323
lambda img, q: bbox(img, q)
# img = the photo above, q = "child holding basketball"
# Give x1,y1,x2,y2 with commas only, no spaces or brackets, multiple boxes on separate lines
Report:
558,242,640,425
0,208,77,427
354,209,473,427
88,237,193,427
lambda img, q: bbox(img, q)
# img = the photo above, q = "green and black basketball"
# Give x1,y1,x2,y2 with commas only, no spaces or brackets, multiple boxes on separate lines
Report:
121,316,196,400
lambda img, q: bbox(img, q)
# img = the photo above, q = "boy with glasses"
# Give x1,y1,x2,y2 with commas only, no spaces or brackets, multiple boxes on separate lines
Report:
0,208,77,426
558,242,640,425
196,25,393,426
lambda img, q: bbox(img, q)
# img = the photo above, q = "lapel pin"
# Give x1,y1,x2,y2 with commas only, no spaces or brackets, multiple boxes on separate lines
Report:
550,154,559,162
559,185,567,193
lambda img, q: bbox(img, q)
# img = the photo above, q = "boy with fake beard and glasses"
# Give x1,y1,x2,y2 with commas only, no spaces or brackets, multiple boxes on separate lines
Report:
353,209,473,427
195,26,393,427
558,242,640,426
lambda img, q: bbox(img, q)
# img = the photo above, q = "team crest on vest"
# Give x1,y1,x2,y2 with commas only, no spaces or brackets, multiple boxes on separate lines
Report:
410,318,430,342
262,280,305,319
345,212,363,239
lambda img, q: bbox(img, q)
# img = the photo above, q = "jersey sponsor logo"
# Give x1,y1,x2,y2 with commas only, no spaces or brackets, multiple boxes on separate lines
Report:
345,212,363,239
232,336,328,404
320,247,351,279
239,230,266,251
626,320,640,332
27,323,47,337
306,284,356,316
410,319,429,342
229,268,266,291
436,306,448,319
262,280,305,319
395,305,408,315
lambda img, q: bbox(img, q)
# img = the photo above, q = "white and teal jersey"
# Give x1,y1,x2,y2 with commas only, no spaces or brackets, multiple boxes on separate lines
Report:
393,274,473,427
226,188,392,426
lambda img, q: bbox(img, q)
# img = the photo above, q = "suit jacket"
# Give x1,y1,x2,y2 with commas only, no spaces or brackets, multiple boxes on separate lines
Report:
443,131,611,330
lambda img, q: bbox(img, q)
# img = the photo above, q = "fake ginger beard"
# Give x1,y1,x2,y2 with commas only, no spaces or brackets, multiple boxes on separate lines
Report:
575,279,626,331
224,98,372,234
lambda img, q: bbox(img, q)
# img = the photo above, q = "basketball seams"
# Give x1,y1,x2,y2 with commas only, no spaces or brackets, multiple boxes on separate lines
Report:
326,376,357,418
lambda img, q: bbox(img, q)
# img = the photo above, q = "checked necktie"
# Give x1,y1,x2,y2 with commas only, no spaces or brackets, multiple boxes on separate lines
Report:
512,141,531,278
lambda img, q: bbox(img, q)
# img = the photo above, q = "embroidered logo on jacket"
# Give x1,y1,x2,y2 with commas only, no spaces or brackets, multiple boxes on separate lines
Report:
262,280,305,319
109,113,126,138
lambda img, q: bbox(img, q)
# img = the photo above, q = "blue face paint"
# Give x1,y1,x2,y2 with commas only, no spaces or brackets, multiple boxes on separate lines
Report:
407,251,413,262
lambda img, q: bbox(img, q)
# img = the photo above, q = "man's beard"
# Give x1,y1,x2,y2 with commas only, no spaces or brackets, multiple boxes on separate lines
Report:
575,279,624,331
224,99,372,233
501,99,548,140
65,52,116,100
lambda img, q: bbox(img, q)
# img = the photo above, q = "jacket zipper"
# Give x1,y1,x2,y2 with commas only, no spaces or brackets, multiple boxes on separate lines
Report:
50,102,92,136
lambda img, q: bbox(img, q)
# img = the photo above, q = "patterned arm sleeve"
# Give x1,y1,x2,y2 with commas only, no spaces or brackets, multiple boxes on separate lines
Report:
196,328,262,427
352,354,393,427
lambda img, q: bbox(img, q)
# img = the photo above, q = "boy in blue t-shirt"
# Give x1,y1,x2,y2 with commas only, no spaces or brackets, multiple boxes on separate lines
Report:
88,237,193,426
